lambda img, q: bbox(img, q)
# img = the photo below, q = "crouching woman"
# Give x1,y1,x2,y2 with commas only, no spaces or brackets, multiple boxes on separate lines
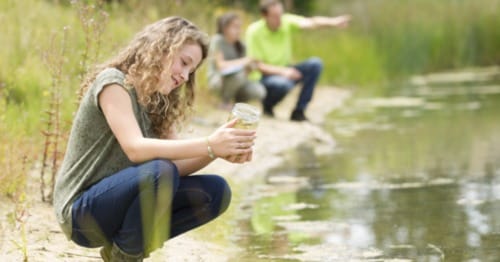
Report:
53,16,256,261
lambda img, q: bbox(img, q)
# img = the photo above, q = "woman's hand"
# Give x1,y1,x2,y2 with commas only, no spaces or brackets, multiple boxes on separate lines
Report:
245,58,259,72
207,118,256,160
243,57,254,66
224,150,253,164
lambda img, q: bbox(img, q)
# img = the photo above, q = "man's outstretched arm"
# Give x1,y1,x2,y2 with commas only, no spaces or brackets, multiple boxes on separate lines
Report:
298,14,351,29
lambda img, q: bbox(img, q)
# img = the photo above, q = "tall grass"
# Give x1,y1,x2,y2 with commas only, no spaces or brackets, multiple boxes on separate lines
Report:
1,0,499,197
296,0,500,88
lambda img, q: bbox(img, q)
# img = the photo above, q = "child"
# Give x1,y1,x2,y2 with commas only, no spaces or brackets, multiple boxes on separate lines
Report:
54,16,256,261
207,12,266,109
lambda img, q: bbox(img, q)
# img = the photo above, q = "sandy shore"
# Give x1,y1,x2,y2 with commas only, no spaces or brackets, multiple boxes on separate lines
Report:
0,86,350,261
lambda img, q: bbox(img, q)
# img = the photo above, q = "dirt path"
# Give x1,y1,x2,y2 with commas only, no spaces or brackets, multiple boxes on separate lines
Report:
0,86,350,261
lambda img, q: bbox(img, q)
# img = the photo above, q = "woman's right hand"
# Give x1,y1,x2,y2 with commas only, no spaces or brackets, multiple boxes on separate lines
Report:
207,118,256,159
243,57,257,70
243,57,253,66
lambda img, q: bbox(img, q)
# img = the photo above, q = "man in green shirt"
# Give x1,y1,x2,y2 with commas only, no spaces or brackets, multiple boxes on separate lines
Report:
246,0,350,121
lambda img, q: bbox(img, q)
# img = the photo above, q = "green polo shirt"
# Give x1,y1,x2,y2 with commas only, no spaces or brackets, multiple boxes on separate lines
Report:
245,14,306,79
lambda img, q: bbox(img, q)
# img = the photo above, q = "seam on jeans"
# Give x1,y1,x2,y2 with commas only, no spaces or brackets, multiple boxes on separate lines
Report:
177,188,213,203
170,188,213,226
77,167,161,208
171,205,211,227
76,180,131,209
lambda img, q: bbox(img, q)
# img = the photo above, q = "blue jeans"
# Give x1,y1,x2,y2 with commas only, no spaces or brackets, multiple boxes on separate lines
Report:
71,159,231,255
261,57,323,112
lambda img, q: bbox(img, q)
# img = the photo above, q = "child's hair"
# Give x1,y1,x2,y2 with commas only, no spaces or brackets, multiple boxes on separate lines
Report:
216,12,245,57
81,16,209,137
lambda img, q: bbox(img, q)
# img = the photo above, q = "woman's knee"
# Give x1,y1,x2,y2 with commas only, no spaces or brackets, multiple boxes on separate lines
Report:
138,159,180,190
155,159,180,188
208,175,232,214
241,82,267,101
254,83,267,100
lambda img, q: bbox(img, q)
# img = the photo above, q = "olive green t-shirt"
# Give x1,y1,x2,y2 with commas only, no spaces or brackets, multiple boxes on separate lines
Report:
53,68,154,239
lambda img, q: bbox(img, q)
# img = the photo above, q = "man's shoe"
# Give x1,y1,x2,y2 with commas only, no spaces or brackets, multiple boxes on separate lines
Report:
290,110,308,121
263,106,275,117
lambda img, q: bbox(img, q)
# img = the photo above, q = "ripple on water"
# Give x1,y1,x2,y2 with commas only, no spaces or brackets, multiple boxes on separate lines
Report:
320,178,456,191
259,243,391,261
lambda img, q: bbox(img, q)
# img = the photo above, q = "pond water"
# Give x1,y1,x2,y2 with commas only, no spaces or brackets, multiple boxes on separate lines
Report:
231,68,500,261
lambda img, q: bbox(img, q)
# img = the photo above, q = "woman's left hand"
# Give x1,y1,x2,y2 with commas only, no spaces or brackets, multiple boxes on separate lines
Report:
223,150,253,164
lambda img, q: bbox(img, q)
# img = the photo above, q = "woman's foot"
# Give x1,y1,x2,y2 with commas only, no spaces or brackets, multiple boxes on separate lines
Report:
101,243,144,262
100,245,111,262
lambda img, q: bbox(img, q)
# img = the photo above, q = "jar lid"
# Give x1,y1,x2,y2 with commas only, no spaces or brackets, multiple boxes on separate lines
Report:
232,103,260,123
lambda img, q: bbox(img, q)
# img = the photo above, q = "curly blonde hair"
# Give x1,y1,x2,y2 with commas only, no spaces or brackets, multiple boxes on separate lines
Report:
81,16,209,137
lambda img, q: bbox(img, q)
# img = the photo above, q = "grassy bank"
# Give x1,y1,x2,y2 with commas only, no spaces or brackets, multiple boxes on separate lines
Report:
1,0,499,197
0,0,218,198
296,0,500,88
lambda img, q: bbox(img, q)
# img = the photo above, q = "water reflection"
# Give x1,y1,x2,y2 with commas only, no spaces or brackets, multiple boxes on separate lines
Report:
232,69,500,261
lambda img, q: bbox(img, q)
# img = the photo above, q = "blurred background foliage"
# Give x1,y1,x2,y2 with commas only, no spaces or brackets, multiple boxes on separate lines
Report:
0,0,499,196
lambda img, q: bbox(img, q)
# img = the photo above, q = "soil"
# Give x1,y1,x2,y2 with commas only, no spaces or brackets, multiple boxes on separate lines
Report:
0,86,350,261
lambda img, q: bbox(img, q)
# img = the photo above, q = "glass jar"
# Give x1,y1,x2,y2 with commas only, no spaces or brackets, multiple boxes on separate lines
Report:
228,103,260,130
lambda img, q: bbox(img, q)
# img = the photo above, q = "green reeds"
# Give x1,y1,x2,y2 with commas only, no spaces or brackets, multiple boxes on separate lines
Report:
303,0,500,87
1,0,499,197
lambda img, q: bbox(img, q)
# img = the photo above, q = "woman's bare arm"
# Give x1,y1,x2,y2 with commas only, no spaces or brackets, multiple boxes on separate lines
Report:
214,50,252,71
99,84,255,164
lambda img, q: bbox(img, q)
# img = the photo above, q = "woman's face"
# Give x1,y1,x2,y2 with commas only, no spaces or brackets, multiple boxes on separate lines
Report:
158,42,203,95
223,18,242,43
